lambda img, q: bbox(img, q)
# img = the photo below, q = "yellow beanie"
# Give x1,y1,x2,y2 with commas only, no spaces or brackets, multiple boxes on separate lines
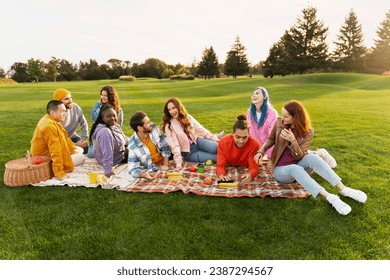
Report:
53,88,70,101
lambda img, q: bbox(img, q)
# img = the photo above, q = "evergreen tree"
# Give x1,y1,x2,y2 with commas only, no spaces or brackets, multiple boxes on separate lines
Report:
287,6,329,74
367,10,390,73
224,36,249,78
197,46,220,79
332,9,366,72
262,33,290,77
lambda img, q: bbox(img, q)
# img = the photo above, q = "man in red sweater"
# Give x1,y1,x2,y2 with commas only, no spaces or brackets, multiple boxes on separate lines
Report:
217,114,260,184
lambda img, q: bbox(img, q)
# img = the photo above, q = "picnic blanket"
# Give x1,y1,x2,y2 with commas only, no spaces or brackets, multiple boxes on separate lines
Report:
32,157,310,198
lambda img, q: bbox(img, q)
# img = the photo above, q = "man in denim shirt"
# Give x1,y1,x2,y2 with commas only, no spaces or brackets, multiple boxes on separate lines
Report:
128,111,171,180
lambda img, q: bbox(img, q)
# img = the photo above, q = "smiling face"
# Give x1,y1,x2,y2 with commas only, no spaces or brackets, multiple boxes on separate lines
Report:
281,108,294,126
251,88,265,108
100,90,108,104
102,108,117,126
140,116,153,133
51,104,67,122
167,102,179,119
233,128,249,148
60,93,73,109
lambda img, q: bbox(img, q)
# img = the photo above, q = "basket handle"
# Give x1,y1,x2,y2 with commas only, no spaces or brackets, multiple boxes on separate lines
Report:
26,150,32,169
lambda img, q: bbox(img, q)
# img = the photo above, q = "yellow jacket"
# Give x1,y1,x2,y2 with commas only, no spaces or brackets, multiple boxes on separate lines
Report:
31,114,76,179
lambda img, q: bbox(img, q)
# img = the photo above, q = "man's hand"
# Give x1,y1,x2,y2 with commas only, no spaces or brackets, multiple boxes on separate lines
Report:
218,175,230,182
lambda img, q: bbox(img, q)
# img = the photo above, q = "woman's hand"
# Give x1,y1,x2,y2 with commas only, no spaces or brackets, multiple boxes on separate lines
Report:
105,172,115,178
280,128,296,142
160,165,169,171
254,152,263,164
175,164,182,171
241,173,252,184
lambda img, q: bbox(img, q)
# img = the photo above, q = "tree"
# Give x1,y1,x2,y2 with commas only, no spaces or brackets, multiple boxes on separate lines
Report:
58,59,78,81
367,10,390,73
162,68,174,79
123,60,132,75
224,36,249,78
138,58,167,79
10,62,29,82
107,58,124,79
46,57,60,82
287,6,329,74
78,59,105,80
27,58,45,82
197,46,220,79
0,67,5,78
332,9,367,72
262,32,291,77
173,63,190,75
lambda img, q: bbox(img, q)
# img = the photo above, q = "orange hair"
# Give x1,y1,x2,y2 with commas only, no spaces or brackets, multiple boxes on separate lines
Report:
283,100,312,139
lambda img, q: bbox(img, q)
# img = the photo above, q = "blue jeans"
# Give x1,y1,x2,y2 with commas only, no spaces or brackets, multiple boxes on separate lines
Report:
182,137,217,163
273,154,341,198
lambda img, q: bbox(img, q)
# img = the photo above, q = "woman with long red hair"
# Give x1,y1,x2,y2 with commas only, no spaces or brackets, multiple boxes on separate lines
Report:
254,100,367,215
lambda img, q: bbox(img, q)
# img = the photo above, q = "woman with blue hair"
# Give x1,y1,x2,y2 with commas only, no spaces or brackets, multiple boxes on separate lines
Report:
247,87,278,159
248,87,337,168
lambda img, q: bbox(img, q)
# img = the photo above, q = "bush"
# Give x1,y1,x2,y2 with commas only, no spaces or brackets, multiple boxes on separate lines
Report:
169,75,195,80
119,75,136,81
0,78,16,84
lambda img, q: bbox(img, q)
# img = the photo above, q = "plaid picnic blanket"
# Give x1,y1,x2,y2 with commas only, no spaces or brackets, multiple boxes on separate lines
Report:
122,162,310,199
32,157,310,199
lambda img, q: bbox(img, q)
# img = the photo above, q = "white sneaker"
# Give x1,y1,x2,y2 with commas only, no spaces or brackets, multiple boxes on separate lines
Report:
326,194,352,215
341,187,367,203
317,148,337,168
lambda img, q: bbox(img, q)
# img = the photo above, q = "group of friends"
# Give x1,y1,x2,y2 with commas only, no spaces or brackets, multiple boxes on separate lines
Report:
30,86,367,215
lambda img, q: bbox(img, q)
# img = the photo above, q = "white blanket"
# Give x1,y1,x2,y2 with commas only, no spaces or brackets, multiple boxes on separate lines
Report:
32,157,138,191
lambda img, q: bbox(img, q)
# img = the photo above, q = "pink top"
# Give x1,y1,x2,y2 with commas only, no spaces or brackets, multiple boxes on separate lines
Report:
164,114,218,167
247,107,278,158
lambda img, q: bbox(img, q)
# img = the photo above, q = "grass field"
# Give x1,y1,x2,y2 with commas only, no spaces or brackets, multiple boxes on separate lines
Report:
0,73,389,260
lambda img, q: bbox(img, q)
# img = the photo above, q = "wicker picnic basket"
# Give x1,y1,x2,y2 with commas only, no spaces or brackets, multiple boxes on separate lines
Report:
4,151,53,187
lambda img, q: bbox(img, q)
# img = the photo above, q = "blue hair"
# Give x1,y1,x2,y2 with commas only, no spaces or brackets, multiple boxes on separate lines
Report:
249,87,269,128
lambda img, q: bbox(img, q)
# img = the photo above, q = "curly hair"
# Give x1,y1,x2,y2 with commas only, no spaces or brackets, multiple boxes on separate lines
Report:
233,113,250,132
89,104,116,142
100,85,121,120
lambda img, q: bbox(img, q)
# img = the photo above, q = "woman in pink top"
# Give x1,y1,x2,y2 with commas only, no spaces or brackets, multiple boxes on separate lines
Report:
247,87,278,159
161,97,219,170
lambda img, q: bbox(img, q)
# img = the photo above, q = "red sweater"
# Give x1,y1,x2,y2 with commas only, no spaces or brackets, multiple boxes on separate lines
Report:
217,134,260,178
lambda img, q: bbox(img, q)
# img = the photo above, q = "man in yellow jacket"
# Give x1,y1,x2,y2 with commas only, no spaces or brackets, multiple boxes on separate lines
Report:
31,100,84,180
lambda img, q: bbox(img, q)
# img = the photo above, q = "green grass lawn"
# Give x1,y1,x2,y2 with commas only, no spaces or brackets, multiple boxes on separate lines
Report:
0,73,389,260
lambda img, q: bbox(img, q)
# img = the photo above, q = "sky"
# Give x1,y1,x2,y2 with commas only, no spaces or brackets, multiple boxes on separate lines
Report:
1,0,389,71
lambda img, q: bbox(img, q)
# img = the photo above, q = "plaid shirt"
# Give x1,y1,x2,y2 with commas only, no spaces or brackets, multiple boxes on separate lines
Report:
127,123,171,177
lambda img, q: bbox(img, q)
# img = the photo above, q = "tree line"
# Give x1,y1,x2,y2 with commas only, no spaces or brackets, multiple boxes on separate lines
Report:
1,6,389,83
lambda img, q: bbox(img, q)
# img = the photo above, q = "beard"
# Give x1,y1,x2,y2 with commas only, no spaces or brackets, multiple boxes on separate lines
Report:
65,103,73,110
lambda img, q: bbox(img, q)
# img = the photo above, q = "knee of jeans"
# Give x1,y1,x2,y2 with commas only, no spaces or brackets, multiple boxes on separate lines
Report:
305,153,318,161
290,165,306,176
